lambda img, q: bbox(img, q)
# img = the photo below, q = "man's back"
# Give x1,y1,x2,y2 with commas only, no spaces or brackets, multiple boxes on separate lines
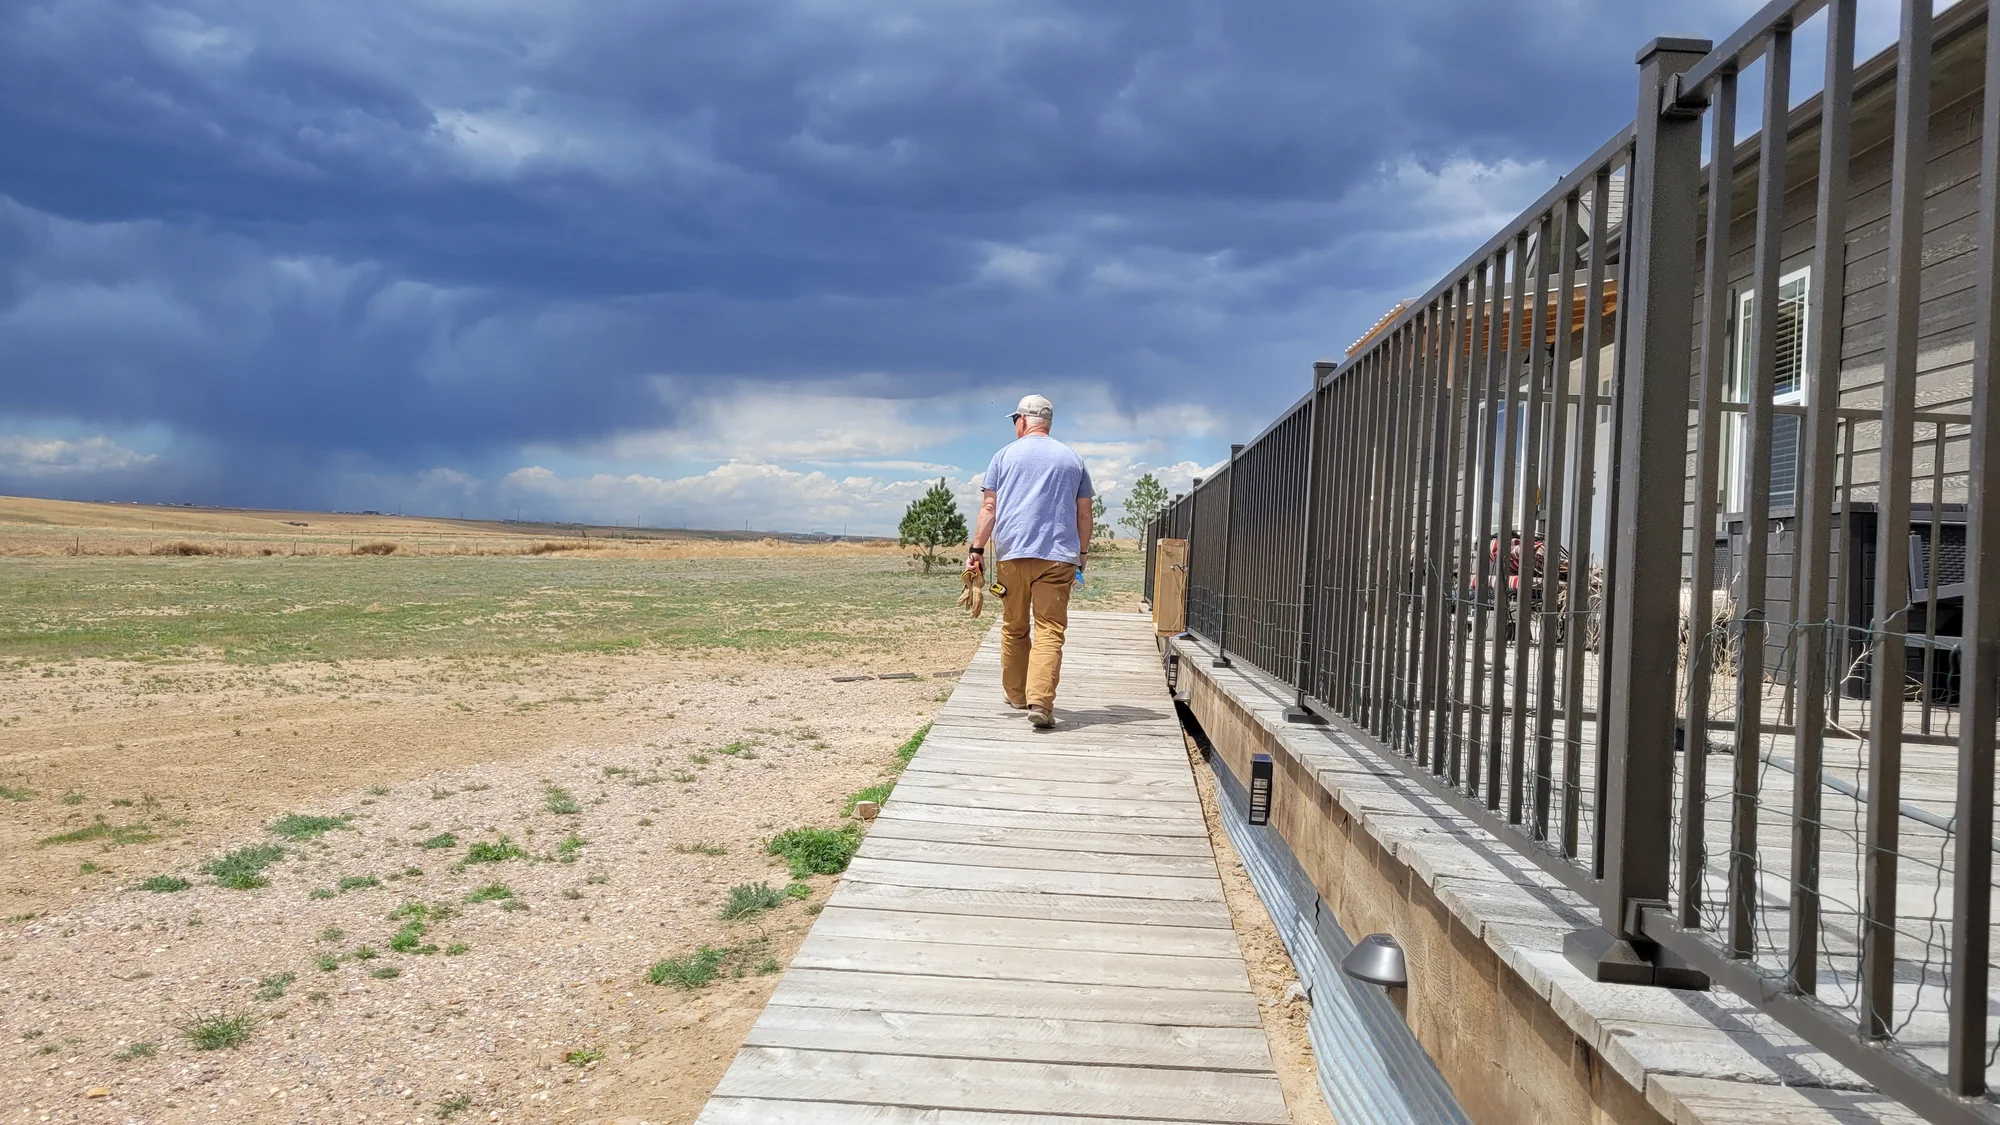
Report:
984,435,1093,564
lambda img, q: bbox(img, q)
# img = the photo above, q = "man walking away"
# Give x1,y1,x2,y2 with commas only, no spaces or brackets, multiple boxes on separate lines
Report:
967,394,1094,729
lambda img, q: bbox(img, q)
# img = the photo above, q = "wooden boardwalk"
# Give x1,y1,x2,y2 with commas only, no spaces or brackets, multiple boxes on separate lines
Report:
696,611,1291,1125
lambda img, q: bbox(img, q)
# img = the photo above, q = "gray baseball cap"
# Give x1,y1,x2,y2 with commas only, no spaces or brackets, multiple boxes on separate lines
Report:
1009,394,1054,421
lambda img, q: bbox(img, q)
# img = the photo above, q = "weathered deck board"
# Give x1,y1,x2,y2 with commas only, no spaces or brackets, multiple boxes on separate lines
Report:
694,611,1291,1124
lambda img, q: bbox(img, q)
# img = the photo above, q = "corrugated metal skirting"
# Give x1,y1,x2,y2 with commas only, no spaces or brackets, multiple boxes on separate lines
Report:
1210,751,1473,1125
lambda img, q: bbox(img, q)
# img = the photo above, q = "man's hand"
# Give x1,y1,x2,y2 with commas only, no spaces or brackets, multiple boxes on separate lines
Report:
965,547,985,574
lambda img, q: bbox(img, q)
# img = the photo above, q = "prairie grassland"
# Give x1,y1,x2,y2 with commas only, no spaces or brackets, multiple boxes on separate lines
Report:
0,517,1147,1123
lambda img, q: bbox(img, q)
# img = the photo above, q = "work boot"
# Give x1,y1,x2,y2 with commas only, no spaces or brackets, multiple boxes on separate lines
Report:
1004,699,1028,710
1028,706,1055,729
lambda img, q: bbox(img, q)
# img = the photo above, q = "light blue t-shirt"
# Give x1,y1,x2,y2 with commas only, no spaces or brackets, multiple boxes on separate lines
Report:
983,435,1095,564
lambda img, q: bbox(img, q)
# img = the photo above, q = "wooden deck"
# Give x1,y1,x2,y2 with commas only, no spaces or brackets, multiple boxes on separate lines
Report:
696,611,1291,1125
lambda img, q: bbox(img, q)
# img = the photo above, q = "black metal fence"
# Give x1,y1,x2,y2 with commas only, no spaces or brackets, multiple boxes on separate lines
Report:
1149,3,2000,1120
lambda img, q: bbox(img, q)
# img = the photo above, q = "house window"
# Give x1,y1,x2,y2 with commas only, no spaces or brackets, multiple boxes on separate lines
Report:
1723,266,1809,513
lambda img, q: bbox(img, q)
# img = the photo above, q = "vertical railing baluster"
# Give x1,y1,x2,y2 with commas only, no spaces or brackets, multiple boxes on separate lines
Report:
1468,254,1506,799
1490,233,1528,811
1682,66,1738,932
1420,292,1461,764
1512,213,1554,825
1562,163,1614,861
1948,0,2000,1087
1439,281,1474,777
1534,193,1580,842
1288,363,1335,724
1862,0,1930,1040
1213,445,1242,668
1728,19,1792,961
1788,0,1855,995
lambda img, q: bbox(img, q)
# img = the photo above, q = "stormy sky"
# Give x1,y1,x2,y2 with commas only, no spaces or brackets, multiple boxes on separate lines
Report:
0,0,1915,534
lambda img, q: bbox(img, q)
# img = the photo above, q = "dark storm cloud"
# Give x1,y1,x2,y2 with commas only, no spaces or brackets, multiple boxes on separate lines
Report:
0,0,1762,501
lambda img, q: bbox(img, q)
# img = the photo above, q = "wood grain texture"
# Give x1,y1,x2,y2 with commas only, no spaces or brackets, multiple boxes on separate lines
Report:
693,613,1290,1124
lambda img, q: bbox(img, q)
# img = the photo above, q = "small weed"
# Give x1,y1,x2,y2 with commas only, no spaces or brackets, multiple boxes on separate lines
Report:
255,972,296,1000
464,837,527,864
602,766,632,777
367,785,390,796
756,958,782,975
61,791,85,806
114,1041,157,1061
445,942,470,955
78,861,104,874
499,899,528,912
268,813,347,841
895,724,930,768
319,926,345,941
718,741,751,756
786,882,812,899
687,752,712,765
674,842,727,856
141,875,190,893
389,919,435,953
562,1047,602,1066
305,991,330,1004
38,817,157,848
430,786,454,801
843,783,894,816
202,843,284,889
555,833,585,863
670,771,696,783
404,865,423,877
338,875,379,892
351,945,379,961
6,911,41,923
544,786,580,815
767,824,862,878
110,798,135,807
0,786,35,801
315,954,339,972
563,888,583,900
371,965,401,979
721,882,787,920
646,946,730,988
584,873,609,885
179,1011,253,1051
637,817,653,827
437,1093,471,1119
464,884,514,904
309,888,336,900
415,833,457,850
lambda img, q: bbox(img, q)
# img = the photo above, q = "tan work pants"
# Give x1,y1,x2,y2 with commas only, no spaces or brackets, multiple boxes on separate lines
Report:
998,558,1076,710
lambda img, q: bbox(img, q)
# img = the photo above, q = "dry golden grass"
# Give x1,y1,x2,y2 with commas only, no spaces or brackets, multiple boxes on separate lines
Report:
0,495,904,560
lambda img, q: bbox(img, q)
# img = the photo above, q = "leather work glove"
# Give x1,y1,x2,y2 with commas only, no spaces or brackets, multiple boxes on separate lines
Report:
956,567,985,617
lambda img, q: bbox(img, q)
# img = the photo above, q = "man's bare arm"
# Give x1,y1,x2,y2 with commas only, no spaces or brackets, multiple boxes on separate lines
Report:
1075,496,1092,567
967,490,998,571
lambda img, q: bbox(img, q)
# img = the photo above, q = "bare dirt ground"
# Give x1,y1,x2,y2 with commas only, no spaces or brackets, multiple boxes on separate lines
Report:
1,648,968,1124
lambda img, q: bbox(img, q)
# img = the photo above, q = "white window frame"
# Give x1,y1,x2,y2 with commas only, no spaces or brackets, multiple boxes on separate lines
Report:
1722,265,1810,513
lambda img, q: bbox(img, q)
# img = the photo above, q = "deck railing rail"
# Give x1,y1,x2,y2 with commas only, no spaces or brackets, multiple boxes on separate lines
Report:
1148,3,2000,1121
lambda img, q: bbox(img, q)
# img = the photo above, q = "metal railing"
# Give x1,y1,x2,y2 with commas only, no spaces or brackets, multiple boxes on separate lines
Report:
1149,3,2000,1120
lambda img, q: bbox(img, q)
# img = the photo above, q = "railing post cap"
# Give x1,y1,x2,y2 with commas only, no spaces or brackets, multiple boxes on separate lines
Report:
1312,360,1338,379
1635,36,1712,64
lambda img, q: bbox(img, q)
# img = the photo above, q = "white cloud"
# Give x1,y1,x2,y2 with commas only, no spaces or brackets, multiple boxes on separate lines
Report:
597,386,968,465
0,435,157,477
499,460,937,534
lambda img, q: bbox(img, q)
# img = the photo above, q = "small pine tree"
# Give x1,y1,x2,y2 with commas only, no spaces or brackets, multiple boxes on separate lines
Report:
1091,496,1113,546
898,478,968,575
1119,473,1171,539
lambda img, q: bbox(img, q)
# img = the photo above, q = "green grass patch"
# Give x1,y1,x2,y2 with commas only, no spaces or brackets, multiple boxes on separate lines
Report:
202,843,284,889
371,965,401,980
767,824,862,878
464,837,527,864
338,874,379,892
38,817,157,847
268,813,348,841
720,882,787,920
0,786,35,801
255,972,296,1000
843,782,894,816
543,786,580,815
113,1042,157,1061
464,884,514,904
141,875,190,893
674,842,727,856
445,942,470,956
315,954,339,972
415,832,458,850
645,945,731,989
438,1093,471,1119
895,723,930,768
555,833,585,862
563,1047,602,1066
179,1012,253,1051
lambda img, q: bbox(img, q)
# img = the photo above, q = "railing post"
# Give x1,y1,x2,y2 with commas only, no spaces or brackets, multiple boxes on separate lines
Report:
1212,444,1245,668
1287,363,1336,723
1563,35,1710,989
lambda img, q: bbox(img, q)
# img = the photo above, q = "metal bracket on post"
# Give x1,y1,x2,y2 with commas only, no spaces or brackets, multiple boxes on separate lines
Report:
1212,443,1244,668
